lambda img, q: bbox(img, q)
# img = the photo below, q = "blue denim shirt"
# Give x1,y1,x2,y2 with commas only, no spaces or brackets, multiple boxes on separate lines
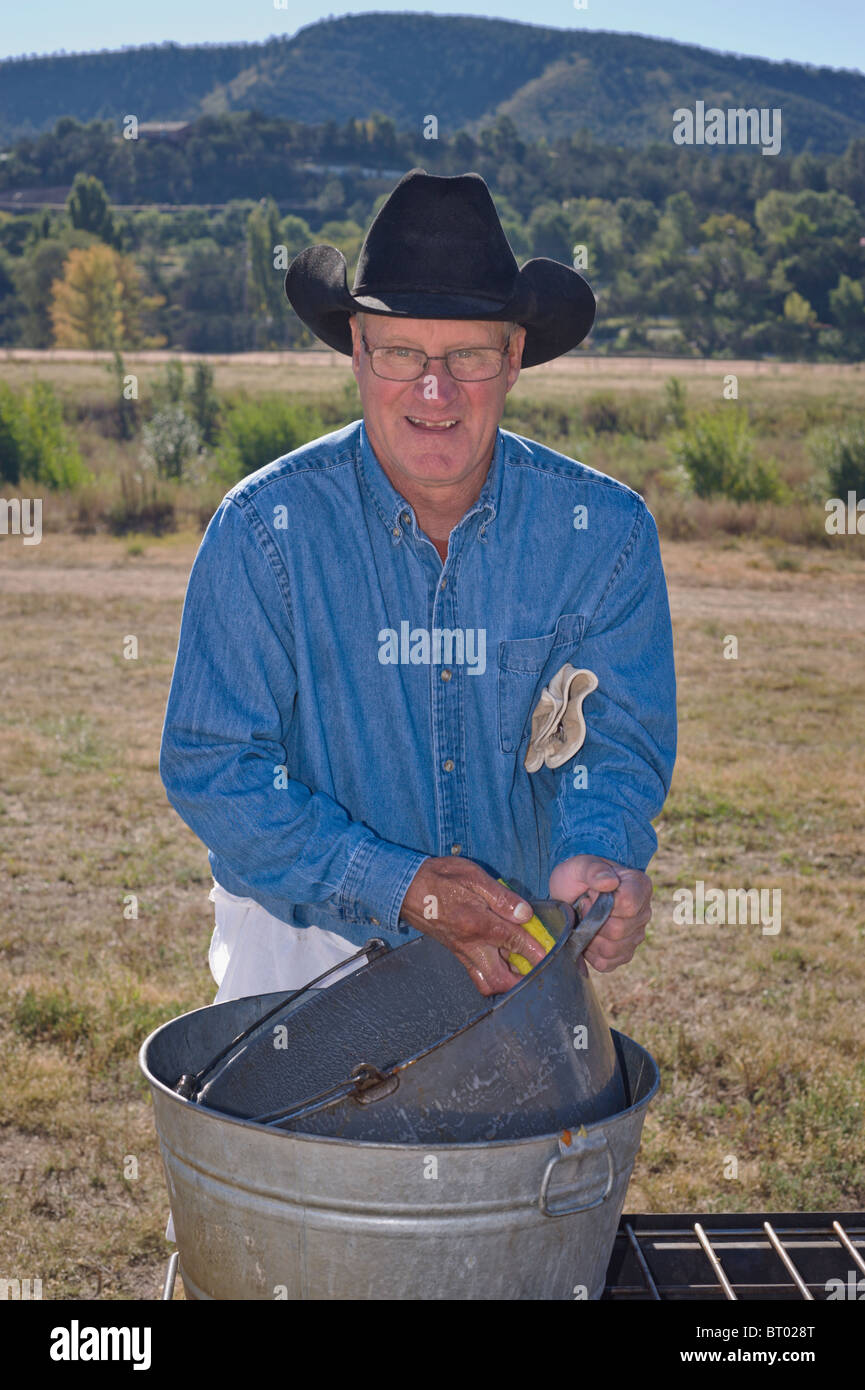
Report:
159,418,677,950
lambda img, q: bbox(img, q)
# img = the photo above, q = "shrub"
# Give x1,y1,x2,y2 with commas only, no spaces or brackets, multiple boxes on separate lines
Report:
581,391,621,433
212,396,324,484
151,359,186,410
672,410,784,502
140,405,201,480
188,361,221,445
108,465,176,535
816,419,865,497
581,390,665,439
106,350,139,440
664,376,688,430
0,380,88,488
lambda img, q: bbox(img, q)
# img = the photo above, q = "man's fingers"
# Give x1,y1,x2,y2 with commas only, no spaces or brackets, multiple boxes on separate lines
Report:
592,907,652,944
547,857,654,977
474,875,534,924
470,877,547,963
584,909,650,971
471,913,547,965
609,873,652,918
401,858,551,992
464,944,524,996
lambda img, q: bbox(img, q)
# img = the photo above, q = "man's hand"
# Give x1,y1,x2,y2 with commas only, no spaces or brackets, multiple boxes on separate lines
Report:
548,854,652,973
399,858,547,996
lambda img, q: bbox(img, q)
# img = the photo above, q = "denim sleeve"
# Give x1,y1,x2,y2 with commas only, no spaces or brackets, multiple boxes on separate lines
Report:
159,495,427,930
548,501,677,875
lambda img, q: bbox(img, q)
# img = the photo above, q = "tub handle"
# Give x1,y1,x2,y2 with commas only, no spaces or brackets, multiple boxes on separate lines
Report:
539,1131,615,1217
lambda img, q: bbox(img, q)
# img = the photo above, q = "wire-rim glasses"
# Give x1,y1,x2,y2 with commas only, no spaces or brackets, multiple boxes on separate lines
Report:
361,332,512,382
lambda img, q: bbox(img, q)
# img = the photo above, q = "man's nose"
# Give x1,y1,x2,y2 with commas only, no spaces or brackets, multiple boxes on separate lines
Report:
413,361,461,405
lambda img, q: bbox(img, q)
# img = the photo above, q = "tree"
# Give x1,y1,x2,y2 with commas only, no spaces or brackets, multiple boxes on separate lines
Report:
279,214,314,261
175,237,248,352
66,173,118,247
247,197,288,349
49,244,163,349
0,248,22,344
828,274,865,359
12,232,95,347
188,361,220,446
528,202,573,263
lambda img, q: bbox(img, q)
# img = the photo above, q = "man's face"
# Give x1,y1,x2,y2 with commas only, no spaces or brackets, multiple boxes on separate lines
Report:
349,314,526,495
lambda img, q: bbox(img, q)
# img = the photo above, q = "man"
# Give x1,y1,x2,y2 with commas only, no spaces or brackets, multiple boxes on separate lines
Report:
159,168,677,1003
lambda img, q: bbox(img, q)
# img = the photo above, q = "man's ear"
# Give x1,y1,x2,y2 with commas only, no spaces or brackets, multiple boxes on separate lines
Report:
505,324,527,390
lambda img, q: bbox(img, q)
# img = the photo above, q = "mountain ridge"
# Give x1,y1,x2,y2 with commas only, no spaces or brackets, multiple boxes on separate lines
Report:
0,13,862,153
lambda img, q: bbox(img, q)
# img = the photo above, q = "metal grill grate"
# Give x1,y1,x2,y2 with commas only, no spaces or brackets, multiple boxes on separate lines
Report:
603,1213,865,1300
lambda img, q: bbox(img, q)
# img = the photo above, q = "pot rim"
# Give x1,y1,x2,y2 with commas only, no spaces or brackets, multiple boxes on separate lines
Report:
139,1024,660,1151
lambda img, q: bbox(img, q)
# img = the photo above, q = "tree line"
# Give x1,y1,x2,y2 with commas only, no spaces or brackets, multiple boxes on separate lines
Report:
0,115,863,359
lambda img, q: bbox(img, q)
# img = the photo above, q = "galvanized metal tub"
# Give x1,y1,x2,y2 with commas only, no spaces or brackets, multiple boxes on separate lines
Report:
140,1005,659,1301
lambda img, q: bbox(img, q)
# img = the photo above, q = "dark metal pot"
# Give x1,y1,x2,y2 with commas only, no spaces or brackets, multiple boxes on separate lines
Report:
176,891,628,1143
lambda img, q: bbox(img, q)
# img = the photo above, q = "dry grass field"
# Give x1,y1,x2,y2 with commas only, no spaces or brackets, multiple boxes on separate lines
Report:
1,353,864,1299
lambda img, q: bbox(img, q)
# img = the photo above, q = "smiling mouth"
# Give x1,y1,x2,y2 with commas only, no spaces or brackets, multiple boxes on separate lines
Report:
405,416,459,431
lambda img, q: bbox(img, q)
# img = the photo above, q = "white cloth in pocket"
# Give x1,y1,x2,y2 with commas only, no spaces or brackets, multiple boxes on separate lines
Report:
524,664,598,773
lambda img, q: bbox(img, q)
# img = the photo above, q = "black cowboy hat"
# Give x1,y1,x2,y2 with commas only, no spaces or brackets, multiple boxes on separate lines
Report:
284,168,595,368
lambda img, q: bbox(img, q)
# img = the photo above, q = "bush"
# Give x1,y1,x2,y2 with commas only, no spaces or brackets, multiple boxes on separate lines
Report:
106,350,140,440
817,420,865,497
0,380,88,488
141,405,201,480
151,359,186,411
664,376,688,430
107,465,176,535
582,390,621,434
581,390,665,439
672,410,784,502
212,395,324,484
188,361,221,445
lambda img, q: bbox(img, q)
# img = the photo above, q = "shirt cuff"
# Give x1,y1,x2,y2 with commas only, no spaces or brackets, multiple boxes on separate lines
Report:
549,836,628,872
337,834,430,934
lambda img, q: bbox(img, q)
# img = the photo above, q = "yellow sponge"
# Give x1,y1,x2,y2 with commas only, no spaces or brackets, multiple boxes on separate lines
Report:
498,878,556,975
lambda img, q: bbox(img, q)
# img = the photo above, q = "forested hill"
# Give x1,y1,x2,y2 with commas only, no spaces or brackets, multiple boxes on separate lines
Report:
1,12,863,153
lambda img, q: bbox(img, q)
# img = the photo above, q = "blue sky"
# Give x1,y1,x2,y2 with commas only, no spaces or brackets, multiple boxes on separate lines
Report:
2,1,864,70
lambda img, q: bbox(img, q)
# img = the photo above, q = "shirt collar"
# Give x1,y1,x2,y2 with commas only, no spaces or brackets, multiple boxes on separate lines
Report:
357,418,503,537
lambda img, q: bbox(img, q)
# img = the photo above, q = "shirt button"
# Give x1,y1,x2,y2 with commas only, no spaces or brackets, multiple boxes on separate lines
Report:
392,527,400,537
440,577,447,588
440,668,452,681
370,917,380,926
443,758,454,772
451,844,462,855
401,511,411,525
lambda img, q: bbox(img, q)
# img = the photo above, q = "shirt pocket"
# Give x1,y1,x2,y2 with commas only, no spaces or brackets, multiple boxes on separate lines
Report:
497,612,586,755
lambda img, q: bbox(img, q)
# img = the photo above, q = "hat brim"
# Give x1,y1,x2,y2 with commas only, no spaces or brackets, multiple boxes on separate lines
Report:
284,245,595,367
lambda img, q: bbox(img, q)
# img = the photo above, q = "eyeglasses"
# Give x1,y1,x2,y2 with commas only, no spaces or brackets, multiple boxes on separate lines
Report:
361,332,511,382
